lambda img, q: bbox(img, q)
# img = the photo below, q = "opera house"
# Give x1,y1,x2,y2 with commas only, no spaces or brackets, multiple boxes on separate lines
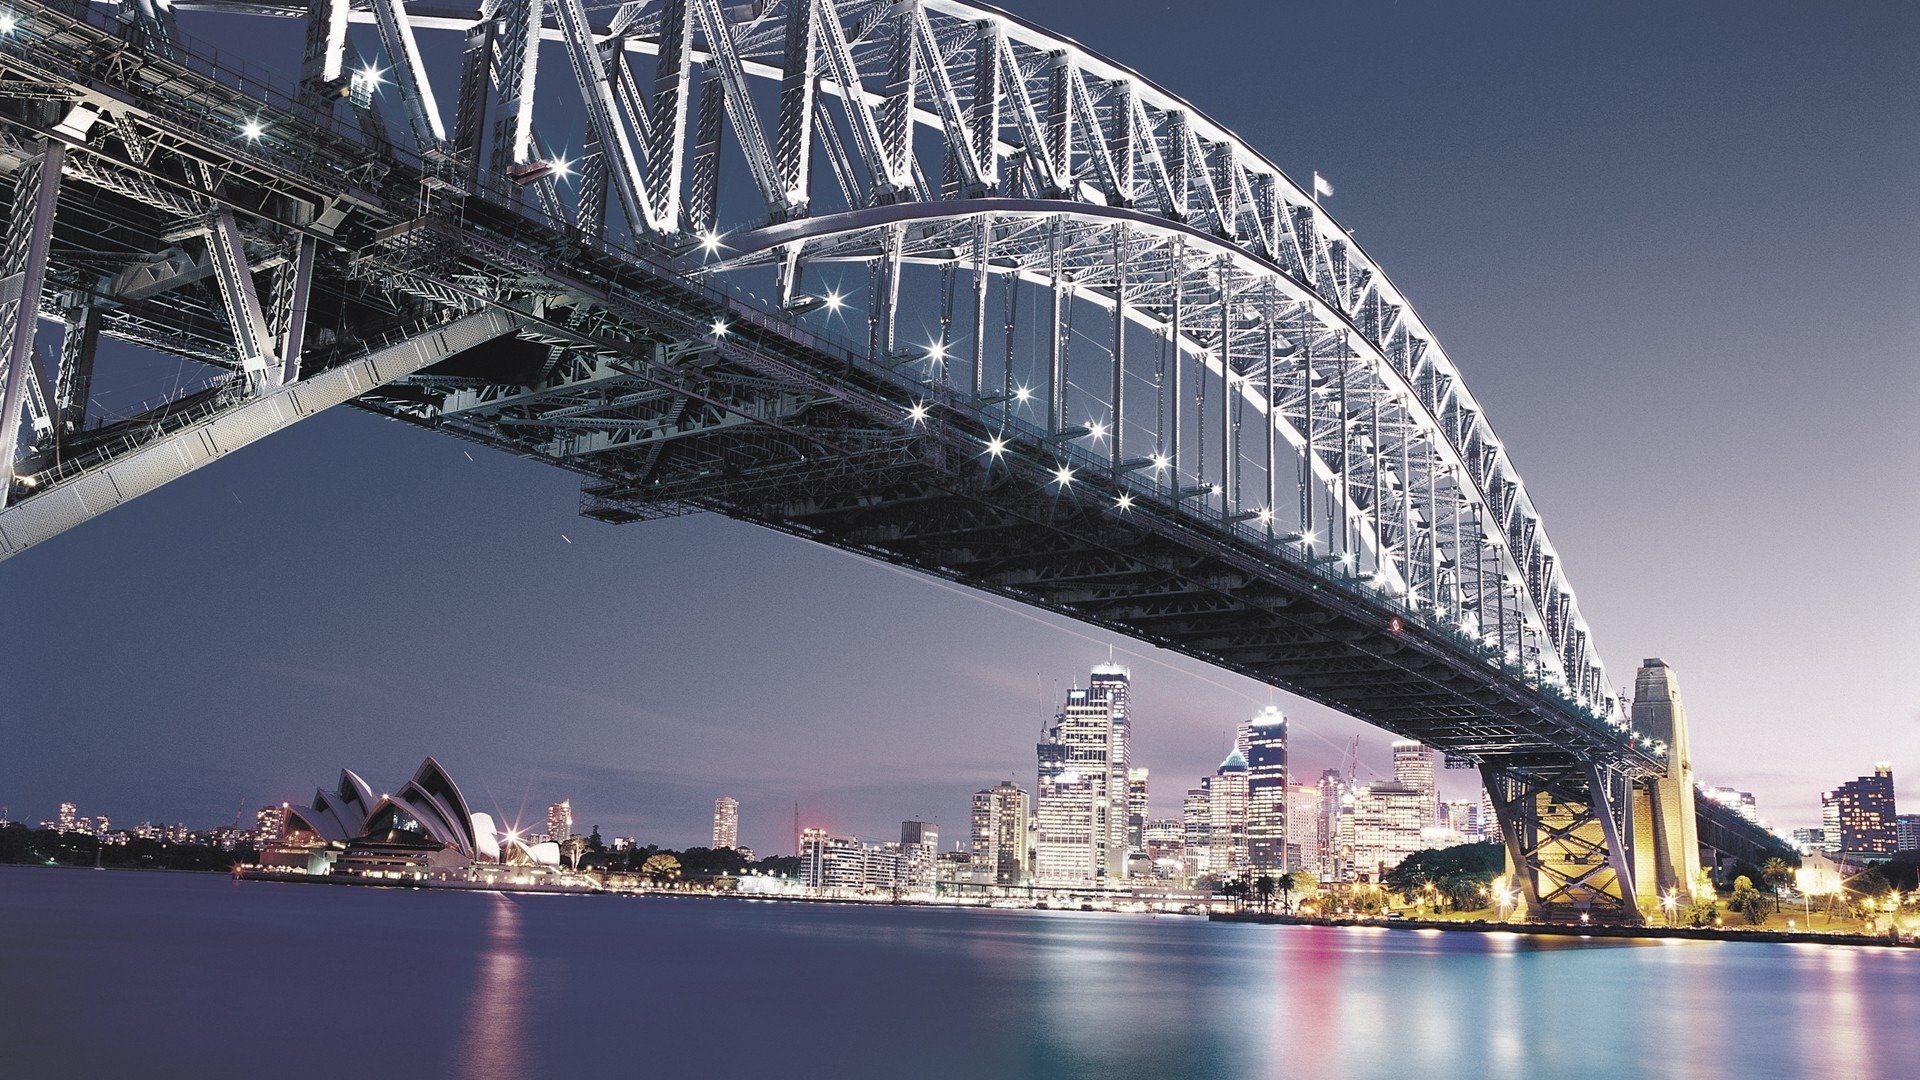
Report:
262,757,564,880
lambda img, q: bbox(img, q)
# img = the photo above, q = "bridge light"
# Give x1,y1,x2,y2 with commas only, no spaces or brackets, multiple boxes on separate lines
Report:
823,291,843,312
1297,531,1314,549
0,15,15,33
242,119,264,141
355,64,384,89
1086,421,1107,441
1256,507,1274,524
1115,493,1133,511
1014,384,1033,404
984,436,1006,459
550,157,573,180
1150,454,1170,473
1052,465,1075,487
906,402,928,424
699,229,725,255
710,319,728,336
926,340,947,362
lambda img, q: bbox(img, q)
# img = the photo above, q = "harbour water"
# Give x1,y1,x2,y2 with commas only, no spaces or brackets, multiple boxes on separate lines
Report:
1,866,1913,1079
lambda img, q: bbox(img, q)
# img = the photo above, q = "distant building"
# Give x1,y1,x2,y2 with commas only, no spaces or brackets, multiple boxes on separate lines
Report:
1440,799,1479,841
547,800,573,844
1142,818,1184,879
1391,740,1437,829
256,805,287,846
799,828,911,895
1702,787,1760,825
1126,768,1150,853
1034,666,1131,886
712,796,739,850
1316,770,1345,880
1287,784,1321,875
1182,785,1211,879
971,781,1029,886
1895,815,1919,852
900,821,939,891
1208,750,1249,879
57,802,77,833
1348,782,1427,881
1244,707,1288,874
1790,827,1827,856
1823,764,1896,858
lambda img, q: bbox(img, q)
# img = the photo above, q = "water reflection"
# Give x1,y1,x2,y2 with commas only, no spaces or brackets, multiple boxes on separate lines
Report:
456,893,528,1080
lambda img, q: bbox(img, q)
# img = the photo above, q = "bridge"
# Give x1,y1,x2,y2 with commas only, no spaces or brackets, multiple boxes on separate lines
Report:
0,0,1783,920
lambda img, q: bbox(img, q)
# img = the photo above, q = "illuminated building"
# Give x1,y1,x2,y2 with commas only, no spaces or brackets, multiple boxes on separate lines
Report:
900,821,939,891
1349,781,1427,880
1208,750,1249,879
255,805,286,846
1702,786,1760,824
1316,770,1345,880
1895,815,1919,852
1823,764,1897,858
1182,784,1211,878
971,781,1029,885
57,802,77,832
1287,784,1321,875
1126,768,1150,852
1790,827,1827,856
799,828,908,895
1142,818,1185,879
1245,708,1288,874
712,796,739,850
1034,666,1132,886
1391,740,1437,828
547,800,573,844
1440,799,1479,841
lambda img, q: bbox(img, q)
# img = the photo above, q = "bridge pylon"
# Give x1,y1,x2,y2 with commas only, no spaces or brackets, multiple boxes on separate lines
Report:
1626,658,1701,909
1481,759,1640,925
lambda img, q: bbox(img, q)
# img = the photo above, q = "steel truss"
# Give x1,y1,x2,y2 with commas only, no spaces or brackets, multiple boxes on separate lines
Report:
0,0,1678,920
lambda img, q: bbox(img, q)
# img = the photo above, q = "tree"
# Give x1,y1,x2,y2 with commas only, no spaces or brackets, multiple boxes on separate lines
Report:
1287,871,1317,913
1254,874,1278,912
1760,858,1793,914
561,835,590,871
1218,878,1249,911
1728,875,1768,926
640,852,681,886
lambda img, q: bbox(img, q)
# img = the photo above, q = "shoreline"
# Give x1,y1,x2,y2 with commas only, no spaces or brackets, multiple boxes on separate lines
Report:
1211,909,1918,949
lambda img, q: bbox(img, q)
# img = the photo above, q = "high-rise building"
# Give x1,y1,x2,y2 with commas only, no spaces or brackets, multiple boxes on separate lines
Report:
1316,769,1345,880
1391,740,1437,828
1142,818,1185,877
547,800,573,843
1208,750,1250,879
1349,781,1427,881
971,781,1030,885
1896,814,1920,852
57,802,77,833
1820,797,1842,855
1182,784,1211,879
1245,707,1288,873
1790,827,1827,856
1287,783,1321,875
900,821,939,892
1034,666,1132,886
1126,768,1150,852
1440,799,1479,841
712,796,739,850
1823,764,1897,858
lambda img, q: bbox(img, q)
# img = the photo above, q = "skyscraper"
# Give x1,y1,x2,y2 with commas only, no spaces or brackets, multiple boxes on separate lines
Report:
1896,814,1919,853
1316,769,1344,880
1034,665,1132,886
971,780,1030,885
712,796,739,850
1244,706,1288,874
1391,740,1437,828
1823,764,1897,858
1182,784,1211,879
1126,768,1150,852
1288,783,1321,875
1348,781,1427,881
1208,750,1250,879
1441,799,1478,841
547,799,572,844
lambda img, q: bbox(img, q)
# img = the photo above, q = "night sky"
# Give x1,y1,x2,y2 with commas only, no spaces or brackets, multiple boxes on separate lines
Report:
3,0,1915,852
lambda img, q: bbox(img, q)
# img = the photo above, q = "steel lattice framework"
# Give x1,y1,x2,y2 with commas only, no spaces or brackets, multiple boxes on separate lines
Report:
0,0,1706,920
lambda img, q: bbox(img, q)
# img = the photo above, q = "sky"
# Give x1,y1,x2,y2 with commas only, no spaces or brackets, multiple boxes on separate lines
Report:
2,0,1916,850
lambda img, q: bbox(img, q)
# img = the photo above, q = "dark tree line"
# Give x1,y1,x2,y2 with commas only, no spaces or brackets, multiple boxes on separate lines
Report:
0,823,253,872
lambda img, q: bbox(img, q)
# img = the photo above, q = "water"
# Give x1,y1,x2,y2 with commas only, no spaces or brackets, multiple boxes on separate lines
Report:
0,867,1912,1079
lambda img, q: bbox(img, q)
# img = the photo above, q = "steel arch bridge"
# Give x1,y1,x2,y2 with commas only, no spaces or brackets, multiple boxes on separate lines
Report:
0,0,1732,920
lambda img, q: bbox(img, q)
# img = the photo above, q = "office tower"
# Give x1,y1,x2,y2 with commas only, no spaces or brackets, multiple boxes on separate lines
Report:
1288,783,1322,875
1142,818,1185,876
1034,666,1131,886
1820,798,1842,854
1208,750,1250,879
1823,764,1897,858
1126,768,1150,852
1348,781,1427,881
1790,827,1827,856
1088,662,1133,878
712,796,740,850
547,800,573,843
1316,769,1344,879
1391,740,1437,828
255,805,286,846
57,802,77,832
971,781,1030,885
800,828,865,891
1441,799,1478,841
1244,707,1288,873
900,821,939,891
1183,785,1211,878
1896,815,1920,852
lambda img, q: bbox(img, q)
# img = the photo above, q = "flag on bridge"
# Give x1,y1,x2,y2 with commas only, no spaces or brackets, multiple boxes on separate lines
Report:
1313,172,1335,201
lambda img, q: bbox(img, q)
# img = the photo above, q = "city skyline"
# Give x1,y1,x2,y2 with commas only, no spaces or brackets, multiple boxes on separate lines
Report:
1,0,1915,853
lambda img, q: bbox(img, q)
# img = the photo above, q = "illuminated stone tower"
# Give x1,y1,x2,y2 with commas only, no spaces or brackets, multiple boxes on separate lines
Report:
1629,658,1701,906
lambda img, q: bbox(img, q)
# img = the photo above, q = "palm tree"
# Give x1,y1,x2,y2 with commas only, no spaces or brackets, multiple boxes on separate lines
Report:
1760,858,1793,914
1254,874,1278,913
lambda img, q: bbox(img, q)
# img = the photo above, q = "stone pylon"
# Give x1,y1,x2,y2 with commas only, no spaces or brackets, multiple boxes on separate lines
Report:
1629,658,1701,911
